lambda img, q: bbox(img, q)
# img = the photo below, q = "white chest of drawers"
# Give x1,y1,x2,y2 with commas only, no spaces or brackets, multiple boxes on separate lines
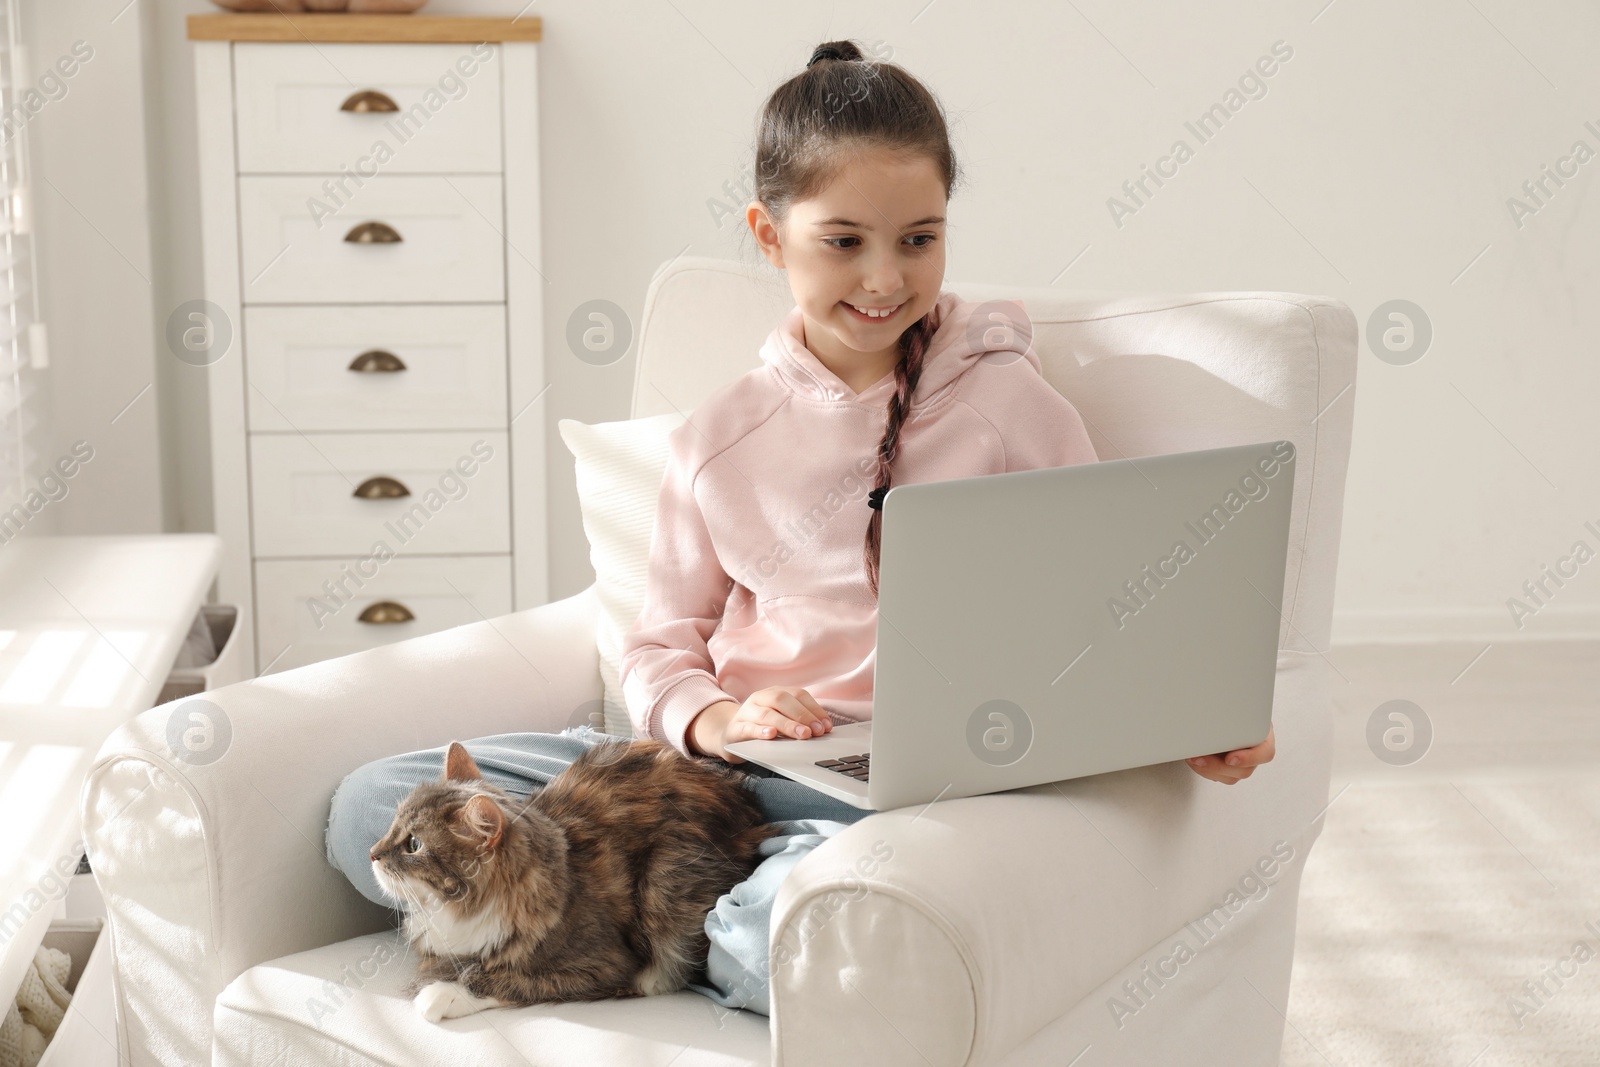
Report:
187,14,546,676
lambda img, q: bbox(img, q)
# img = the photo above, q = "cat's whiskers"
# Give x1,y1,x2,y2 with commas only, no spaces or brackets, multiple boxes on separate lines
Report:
371,861,409,907
401,877,513,959
381,870,446,937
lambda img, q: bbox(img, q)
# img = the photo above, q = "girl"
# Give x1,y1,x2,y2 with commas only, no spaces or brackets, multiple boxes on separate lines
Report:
324,37,1274,1021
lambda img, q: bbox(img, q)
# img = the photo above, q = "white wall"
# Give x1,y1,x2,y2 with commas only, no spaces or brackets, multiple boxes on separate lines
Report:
36,0,1600,646
21,0,164,537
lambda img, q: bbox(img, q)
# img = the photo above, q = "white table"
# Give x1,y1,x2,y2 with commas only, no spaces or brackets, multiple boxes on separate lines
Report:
0,534,221,1011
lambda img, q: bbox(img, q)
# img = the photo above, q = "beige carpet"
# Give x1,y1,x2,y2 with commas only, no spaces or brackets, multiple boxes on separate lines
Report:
1280,642,1600,1066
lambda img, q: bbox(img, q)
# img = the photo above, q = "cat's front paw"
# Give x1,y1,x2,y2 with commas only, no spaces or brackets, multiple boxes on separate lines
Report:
415,980,499,1023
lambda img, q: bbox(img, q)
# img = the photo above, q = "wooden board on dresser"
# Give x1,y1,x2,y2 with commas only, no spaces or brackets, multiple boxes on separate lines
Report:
188,16,546,676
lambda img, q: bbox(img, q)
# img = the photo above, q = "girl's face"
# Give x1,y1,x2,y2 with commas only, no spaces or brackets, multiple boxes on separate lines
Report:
748,147,948,385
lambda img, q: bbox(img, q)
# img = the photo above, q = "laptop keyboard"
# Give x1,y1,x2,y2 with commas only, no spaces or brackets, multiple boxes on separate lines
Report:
815,753,870,783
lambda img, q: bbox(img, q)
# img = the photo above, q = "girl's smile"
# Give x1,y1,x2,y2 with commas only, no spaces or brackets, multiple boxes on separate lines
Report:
840,300,905,324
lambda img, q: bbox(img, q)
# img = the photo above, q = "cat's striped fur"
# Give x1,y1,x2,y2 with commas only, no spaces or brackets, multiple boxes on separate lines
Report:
370,737,779,1021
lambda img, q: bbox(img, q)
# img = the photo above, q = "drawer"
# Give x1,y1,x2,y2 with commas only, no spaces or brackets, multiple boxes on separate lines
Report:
254,555,512,674
234,43,503,174
240,174,504,304
249,431,509,557
245,305,507,431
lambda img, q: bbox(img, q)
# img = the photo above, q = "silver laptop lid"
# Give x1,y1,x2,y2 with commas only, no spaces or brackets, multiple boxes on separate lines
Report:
867,440,1296,810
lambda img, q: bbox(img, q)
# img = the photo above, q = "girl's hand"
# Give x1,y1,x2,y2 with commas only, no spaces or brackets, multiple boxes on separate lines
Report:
1186,724,1275,785
689,688,833,763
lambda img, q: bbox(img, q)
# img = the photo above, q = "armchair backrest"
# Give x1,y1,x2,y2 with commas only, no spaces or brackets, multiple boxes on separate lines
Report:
630,256,1357,655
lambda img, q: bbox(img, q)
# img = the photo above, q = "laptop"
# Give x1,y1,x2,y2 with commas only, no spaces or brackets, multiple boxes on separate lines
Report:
722,440,1297,811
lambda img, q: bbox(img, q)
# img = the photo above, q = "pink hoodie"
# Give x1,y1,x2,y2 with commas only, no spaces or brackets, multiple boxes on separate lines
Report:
620,291,1099,758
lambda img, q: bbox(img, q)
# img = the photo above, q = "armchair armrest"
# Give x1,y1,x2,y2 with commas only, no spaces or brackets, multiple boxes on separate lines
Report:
81,586,603,1067
768,652,1335,1066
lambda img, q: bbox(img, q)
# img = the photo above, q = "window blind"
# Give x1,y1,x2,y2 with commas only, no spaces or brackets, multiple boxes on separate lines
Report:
0,0,45,515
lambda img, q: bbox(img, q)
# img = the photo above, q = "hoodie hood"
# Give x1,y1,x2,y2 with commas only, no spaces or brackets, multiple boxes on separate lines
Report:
758,290,1042,409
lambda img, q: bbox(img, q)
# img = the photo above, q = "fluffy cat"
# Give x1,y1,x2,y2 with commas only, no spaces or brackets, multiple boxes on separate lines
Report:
369,736,779,1022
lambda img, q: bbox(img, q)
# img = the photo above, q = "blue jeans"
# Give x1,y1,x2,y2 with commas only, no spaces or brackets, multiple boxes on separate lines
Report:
323,725,872,1017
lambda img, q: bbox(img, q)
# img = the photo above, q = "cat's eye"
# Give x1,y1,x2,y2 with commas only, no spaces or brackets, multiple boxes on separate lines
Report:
403,834,420,854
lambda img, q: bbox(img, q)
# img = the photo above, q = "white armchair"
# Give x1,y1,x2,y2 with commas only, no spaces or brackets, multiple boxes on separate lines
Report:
83,257,1356,1066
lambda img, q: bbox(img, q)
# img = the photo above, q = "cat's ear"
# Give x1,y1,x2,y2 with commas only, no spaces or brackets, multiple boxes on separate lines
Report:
443,741,484,783
458,793,505,850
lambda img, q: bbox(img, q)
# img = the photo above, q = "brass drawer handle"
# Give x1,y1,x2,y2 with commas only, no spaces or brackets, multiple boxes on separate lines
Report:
352,475,410,499
344,221,403,244
348,349,407,373
358,601,415,625
340,90,399,113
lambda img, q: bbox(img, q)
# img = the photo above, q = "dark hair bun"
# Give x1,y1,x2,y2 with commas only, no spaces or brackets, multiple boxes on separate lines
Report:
807,40,864,68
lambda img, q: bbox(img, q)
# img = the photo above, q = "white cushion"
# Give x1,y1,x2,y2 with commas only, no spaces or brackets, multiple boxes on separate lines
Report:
212,931,770,1066
558,412,687,737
